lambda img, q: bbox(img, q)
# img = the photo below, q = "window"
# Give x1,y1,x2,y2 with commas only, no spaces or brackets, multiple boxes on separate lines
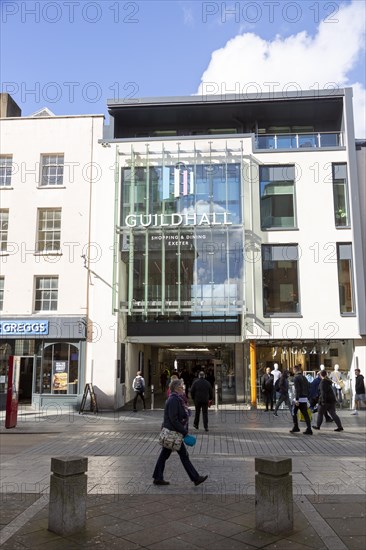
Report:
260,166,296,229
337,243,355,314
40,154,64,186
332,164,350,227
34,276,58,311
0,155,13,186
36,208,61,252
0,210,9,251
0,277,4,310
262,245,300,316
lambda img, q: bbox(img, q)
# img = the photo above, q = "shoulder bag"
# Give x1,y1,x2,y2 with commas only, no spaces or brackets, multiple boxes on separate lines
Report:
158,427,183,451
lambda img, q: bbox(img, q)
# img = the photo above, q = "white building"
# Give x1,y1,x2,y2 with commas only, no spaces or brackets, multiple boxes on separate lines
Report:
1,89,365,410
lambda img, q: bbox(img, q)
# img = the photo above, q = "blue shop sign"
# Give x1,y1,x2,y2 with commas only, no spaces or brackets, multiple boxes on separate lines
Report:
0,320,49,336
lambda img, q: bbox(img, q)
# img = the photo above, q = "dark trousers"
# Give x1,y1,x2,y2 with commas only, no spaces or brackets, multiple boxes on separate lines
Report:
316,403,342,429
133,391,145,410
274,393,291,412
293,402,311,431
153,443,199,482
194,401,208,429
263,391,273,411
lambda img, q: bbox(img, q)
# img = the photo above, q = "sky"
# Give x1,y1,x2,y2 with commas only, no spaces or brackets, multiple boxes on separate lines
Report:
1,0,365,137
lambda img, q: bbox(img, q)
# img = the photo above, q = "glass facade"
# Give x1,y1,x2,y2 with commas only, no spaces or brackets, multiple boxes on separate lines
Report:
337,243,355,314
332,163,350,228
120,160,244,318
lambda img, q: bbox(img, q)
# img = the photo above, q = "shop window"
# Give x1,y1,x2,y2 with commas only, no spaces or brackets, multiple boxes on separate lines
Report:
40,154,64,186
0,209,9,251
337,243,355,314
262,245,300,316
332,164,350,227
36,208,62,252
260,166,296,229
37,342,79,395
0,155,13,187
34,276,58,311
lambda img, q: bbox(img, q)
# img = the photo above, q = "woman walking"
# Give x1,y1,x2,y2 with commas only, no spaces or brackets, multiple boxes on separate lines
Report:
152,378,208,486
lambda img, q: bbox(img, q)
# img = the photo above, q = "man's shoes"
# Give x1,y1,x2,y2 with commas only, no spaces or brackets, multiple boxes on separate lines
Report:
312,426,320,430
325,418,334,422
133,410,137,413
290,427,300,433
204,428,209,432
334,427,344,432
194,475,208,486
303,429,313,435
351,411,358,415
153,479,170,485
273,412,278,417
193,424,199,430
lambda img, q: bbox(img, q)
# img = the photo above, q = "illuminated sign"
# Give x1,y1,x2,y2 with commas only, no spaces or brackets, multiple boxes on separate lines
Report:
0,320,49,336
125,212,232,228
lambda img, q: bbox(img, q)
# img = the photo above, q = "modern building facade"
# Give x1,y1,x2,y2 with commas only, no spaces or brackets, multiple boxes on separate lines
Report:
1,88,365,410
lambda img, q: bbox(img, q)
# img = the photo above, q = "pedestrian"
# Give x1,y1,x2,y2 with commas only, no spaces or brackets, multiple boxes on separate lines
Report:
160,370,168,393
309,371,333,422
167,374,178,397
312,370,344,431
273,370,292,415
351,368,366,415
290,365,312,435
262,367,274,411
152,378,208,486
190,371,213,431
132,370,146,412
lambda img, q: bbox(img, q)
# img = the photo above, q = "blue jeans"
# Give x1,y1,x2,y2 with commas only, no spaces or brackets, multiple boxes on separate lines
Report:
153,443,200,482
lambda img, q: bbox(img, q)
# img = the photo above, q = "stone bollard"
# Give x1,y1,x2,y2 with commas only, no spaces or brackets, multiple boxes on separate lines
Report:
255,456,293,535
48,456,88,536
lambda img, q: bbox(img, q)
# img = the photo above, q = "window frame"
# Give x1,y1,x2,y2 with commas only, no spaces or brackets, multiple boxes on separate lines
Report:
259,165,297,230
0,277,4,310
0,209,9,252
34,276,59,312
337,243,355,315
0,155,13,187
36,208,62,253
40,154,64,187
332,163,350,228
262,244,301,317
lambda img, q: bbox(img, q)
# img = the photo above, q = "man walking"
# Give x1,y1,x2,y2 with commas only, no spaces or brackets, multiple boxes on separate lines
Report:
290,365,312,435
312,370,344,431
273,370,292,415
351,368,366,415
190,371,213,432
132,370,146,412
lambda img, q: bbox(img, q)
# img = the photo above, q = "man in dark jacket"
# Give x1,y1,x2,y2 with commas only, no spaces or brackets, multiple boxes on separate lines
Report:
190,371,213,431
351,368,366,415
262,367,274,411
273,370,291,415
312,370,344,431
290,365,312,435
309,371,333,422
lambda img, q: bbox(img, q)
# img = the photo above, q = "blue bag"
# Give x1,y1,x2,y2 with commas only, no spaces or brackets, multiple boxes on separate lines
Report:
183,434,197,446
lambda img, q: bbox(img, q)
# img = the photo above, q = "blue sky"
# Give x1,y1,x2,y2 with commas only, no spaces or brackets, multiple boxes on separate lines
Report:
1,1,365,136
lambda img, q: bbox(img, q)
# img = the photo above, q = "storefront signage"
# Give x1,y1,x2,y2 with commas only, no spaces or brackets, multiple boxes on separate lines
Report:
125,212,232,228
0,320,49,336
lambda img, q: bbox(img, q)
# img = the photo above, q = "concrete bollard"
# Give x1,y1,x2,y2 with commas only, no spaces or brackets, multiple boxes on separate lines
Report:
48,456,88,536
255,456,293,535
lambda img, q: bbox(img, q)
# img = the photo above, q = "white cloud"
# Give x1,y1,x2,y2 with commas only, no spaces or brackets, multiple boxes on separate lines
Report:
197,1,366,138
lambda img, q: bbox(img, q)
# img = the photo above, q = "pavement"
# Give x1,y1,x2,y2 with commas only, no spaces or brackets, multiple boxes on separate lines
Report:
0,394,365,549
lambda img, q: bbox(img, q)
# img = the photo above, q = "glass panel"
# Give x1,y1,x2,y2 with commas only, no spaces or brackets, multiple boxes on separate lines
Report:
262,245,300,315
260,166,296,229
332,163,350,227
337,243,355,313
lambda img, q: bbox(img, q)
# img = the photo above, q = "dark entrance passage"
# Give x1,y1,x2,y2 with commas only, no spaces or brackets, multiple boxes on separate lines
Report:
19,357,33,403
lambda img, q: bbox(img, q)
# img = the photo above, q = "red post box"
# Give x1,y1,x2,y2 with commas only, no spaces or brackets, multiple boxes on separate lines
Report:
5,356,20,429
